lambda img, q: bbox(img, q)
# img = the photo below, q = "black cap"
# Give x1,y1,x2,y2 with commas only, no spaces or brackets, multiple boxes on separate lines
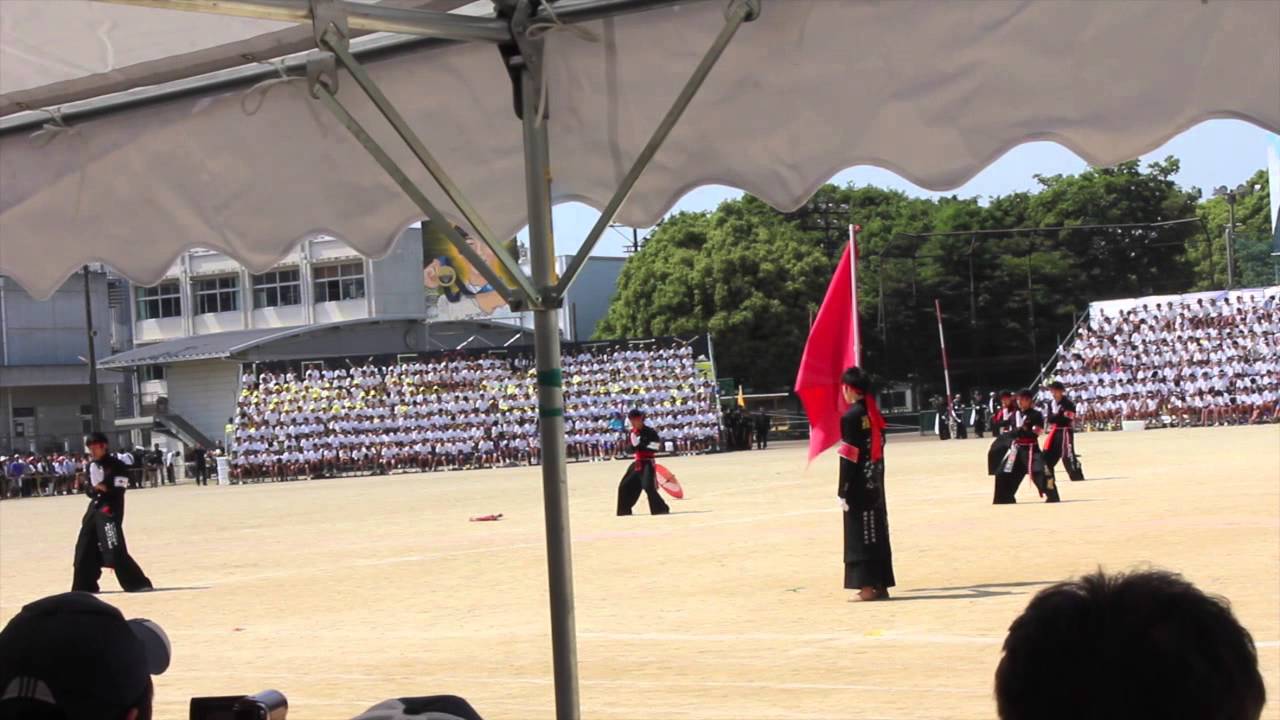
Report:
84,432,110,447
0,593,170,720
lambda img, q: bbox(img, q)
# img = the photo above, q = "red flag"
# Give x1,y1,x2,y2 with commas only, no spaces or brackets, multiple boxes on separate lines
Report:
795,226,884,463
796,234,860,463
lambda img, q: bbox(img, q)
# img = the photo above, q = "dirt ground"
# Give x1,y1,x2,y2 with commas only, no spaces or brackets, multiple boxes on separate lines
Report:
2,425,1277,720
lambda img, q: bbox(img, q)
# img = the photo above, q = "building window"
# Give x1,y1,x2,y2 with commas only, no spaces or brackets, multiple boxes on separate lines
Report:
252,269,302,309
193,275,239,315
139,365,166,382
135,282,182,320
313,262,365,302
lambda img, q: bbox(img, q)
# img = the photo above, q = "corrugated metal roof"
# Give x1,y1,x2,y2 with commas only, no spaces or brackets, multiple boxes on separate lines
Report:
98,328,282,369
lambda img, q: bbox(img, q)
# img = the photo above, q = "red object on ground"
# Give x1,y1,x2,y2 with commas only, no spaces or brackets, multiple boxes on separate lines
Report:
469,513,504,522
655,464,684,499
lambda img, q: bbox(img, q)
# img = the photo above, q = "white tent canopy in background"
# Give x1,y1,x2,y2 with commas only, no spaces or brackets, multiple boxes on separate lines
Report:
2,0,1277,299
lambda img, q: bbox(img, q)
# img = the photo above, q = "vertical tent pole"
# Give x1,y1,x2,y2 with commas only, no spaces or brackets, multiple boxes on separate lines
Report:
518,46,581,720
82,265,101,432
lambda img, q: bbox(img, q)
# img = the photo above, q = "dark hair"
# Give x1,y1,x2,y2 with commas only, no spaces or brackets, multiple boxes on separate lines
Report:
840,367,870,393
627,409,645,419
996,570,1266,720
1016,389,1035,400
998,390,1013,398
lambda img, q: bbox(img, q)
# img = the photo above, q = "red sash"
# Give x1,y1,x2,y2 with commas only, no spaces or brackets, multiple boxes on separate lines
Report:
837,442,860,462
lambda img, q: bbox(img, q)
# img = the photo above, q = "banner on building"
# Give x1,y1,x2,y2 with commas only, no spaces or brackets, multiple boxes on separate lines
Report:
423,227,523,322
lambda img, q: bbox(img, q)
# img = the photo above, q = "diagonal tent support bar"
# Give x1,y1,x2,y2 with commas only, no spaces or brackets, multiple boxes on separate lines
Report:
312,84,525,306
95,0,512,42
553,0,759,297
319,28,533,300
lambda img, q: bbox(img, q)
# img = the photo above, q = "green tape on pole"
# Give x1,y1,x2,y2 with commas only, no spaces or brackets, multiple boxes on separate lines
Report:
539,406,565,419
537,369,563,387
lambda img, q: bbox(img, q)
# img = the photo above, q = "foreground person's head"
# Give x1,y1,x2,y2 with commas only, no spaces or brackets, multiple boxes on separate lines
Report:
0,593,170,720
996,570,1265,720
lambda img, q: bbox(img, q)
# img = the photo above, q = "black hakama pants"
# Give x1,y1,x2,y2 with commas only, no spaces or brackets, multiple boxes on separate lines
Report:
72,508,153,593
616,460,669,516
993,443,1060,504
1042,426,1085,481
841,459,896,590
987,434,1012,476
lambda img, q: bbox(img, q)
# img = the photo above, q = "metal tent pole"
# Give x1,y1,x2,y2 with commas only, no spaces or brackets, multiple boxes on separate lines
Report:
514,22,581,720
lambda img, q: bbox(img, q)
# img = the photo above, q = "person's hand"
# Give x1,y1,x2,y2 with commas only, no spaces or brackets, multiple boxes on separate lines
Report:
839,497,849,512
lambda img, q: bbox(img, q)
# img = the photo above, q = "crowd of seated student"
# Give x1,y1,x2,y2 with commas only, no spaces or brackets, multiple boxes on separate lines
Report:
231,343,721,482
1048,292,1280,429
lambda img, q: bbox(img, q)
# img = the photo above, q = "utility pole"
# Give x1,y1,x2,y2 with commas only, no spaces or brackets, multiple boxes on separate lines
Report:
1214,183,1255,289
82,265,101,432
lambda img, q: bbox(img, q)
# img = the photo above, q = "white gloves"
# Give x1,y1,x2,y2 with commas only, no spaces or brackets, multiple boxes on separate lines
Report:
839,497,849,512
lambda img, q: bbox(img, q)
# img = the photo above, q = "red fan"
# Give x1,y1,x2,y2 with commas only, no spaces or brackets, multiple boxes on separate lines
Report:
469,513,504,522
654,464,684,499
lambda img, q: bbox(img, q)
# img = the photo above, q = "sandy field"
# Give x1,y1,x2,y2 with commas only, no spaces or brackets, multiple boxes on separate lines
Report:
2,425,1277,720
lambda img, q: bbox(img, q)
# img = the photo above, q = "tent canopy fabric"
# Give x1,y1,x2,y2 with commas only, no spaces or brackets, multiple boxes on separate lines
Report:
2,0,1278,300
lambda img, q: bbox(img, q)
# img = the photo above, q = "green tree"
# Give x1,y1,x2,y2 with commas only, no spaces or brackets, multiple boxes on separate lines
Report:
595,199,830,390
597,159,1269,392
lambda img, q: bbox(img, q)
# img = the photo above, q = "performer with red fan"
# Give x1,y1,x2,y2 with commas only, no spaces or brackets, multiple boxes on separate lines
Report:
615,409,670,516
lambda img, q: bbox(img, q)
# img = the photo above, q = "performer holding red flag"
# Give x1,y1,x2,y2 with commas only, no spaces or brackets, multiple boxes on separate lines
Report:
615,409,670,516
838,367,894,601
795,225,895,600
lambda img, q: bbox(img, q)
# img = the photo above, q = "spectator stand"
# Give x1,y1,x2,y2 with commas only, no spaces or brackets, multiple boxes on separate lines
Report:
230,335,722,483
1039,287,1280,430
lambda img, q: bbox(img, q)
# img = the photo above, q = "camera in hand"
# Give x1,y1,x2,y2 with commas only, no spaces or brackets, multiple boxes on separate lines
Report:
190,690,287,720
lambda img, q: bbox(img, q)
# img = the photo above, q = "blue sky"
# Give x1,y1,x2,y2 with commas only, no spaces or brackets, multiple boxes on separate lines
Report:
529,119,1275,257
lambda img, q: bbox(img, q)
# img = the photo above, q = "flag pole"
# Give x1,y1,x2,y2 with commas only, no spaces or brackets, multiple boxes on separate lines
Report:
849,224,862,367
934,298,955,436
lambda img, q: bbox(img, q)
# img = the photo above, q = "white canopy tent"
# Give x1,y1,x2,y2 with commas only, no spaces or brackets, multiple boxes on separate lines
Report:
1,1,1277,717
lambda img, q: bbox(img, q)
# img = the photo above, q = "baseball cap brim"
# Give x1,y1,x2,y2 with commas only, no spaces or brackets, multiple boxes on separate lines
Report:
128,618,171,675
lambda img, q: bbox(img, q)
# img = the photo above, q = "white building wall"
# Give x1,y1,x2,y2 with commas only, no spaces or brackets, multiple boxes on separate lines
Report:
193,310,245,335
251,304,306,328
131,316,184,344
164,360,239,446
313,299,368,324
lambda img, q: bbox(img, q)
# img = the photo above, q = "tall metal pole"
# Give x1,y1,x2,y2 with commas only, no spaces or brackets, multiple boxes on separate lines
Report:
849,224,861,366
934,298,955,437
1225,197,1236,289
519,48,581,720
82,265,102,432
1026,255,1038,373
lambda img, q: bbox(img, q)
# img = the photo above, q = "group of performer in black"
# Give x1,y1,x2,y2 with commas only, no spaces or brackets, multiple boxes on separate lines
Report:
988,381,1086,504
65,369,1080,604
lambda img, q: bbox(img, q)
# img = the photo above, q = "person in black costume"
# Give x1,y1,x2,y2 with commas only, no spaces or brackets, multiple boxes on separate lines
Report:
72,432,154,593
993,391,1060,504
838,367,895,601
987,390,1016,476
970,389,987,439
616,410,669,516
1042,381,1086,482
754,411,771,449
933,395,952,440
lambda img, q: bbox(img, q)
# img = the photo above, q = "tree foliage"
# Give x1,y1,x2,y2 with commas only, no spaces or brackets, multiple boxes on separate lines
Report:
596,158,1273,394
